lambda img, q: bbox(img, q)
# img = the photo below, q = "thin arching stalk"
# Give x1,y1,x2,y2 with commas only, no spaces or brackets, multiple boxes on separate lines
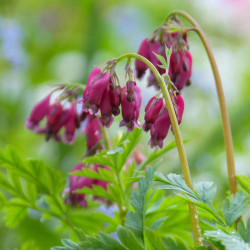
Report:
165,11,237,194
116,53,202,246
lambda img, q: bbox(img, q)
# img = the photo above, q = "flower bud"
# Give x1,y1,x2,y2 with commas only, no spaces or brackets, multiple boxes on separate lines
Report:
85,115,102,154
149,109,171,149
120,81,141,131
109,86,121,116
99,88,114,127
62,104,78,144
143,97,164,132
25,94,51,130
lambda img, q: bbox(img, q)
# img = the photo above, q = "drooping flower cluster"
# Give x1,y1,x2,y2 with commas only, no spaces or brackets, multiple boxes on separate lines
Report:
65,163,109,208
135,20,192,90
82,68,141,131
26,92,81,144
144,94,184,149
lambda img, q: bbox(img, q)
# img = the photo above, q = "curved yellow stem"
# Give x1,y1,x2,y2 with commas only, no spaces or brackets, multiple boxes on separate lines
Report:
166,11,237,194
116,53,202,246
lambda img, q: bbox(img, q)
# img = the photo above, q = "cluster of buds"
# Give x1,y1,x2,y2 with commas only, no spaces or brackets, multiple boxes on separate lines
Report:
135,17,192,91
65,163,109,208
144,93,184,149
25,88,82,144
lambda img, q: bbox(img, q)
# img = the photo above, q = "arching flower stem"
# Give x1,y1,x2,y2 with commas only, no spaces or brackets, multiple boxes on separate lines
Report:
116,53,202,246
165,11,237,194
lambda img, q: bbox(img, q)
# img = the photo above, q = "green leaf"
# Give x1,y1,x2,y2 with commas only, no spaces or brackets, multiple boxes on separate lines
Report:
117,226,144,250
137,140,184,172
144,229,166,250
238,219,250,243
80,232,127,250
161,235,188,250
116,128,142,171
125,166,156,241
237,175,250,194
194,182,217,207
153,52,168,70
75,184,117,202
72,167,116,184
149,216,167,230
222,191,249,226
3,204,28,228
83,151,115,169
51,239,79,250
205,229,250,250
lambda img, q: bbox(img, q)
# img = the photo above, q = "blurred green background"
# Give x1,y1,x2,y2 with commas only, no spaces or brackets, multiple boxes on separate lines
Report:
0,0,249,249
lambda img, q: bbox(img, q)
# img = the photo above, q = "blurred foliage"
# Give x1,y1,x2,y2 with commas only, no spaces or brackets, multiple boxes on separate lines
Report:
0,0,249,249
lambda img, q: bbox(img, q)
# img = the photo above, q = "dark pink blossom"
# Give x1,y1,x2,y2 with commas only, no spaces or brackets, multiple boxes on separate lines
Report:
85,115,102,154
169,51,192,90
109,86,121,116
135,38,150,79
136,30,192,91
143,97,164,132
175,94,184,124
120,81,141,131
25,94,51,130
62,104,79,144
83,68,112,115
149,109,171,149
99,88,114,127
149,94,185,148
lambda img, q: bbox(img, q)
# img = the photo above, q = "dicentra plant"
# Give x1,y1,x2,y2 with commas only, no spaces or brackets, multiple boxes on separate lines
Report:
0,11,249,250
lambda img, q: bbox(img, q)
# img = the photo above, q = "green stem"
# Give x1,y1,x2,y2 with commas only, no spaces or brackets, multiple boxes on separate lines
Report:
115,53,202,246
100,125,126,224
165,11,237,194
100,126,111,150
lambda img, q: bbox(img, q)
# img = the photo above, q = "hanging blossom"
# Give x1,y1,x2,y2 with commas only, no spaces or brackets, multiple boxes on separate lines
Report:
82,68,121,128
144,94,184,149
25,86,82,144
65,163,109,208
135,18,192,90
120,81,142,131
83,114,102,156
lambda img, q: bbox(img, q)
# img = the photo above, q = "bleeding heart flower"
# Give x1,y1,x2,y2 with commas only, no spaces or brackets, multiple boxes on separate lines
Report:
120,81,141,132
143,97,164,132
25,93,51,130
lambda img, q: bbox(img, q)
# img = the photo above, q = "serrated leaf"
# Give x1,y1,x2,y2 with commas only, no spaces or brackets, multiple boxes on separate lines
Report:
144,229,166,250
205,229,250,250
3,204,28,228
194,182,217,206
222,191,249,226
117,226,144,250
72,167,116,184
82,151,115,169
125,166,156,241
149,216,167,230
51,239,79,250
138,140,184,172
75,184,116,202
237,175,250,194
238,219,250,243
153,52,168,69
80,232,127,250
161,235,188,250
116,128,142,171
